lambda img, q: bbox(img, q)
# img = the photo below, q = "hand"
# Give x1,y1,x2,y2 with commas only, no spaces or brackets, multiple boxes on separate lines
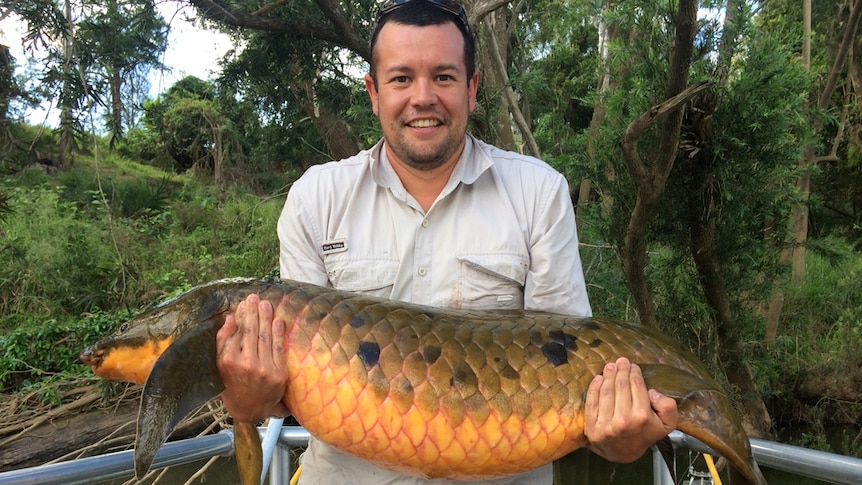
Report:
584,357,678,463
216,293,290,422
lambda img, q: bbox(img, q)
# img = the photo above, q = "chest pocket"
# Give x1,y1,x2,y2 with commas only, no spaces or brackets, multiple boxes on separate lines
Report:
456,253,528,310
324,259,400,298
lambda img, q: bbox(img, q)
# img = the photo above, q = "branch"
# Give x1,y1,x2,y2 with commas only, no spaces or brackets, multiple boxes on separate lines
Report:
186,0,371,61
470,0,510,25
484,16,540,158
620,81,712,187
252,0,291,17
818,0,862,109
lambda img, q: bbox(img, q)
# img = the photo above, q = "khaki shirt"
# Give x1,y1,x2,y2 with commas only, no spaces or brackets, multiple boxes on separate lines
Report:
278,135,591,484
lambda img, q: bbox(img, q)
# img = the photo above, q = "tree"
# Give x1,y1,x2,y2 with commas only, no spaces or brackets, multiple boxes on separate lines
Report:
759,0,862,337
143,76,245,184
76,0,168,144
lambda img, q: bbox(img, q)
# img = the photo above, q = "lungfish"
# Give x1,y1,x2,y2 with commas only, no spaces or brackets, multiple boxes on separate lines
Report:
80,277,767,484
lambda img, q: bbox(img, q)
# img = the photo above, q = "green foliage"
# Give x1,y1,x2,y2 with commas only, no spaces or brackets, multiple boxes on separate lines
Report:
0,152,281,320
754,237,862,402
0,310,127,392
0,141,284,395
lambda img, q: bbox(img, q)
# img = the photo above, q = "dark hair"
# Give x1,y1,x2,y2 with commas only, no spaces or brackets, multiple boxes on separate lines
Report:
368,1,476,86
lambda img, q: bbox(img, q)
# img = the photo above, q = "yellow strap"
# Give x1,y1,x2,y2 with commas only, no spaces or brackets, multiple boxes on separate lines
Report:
704,453,723,485
289,463,303,485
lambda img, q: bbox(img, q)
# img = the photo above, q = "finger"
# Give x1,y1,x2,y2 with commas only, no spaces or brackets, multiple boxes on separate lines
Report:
217,314,238,356
628,362,650,411
271,317,286,370
241,294,261,356
257,299,274,345
596,360,619,423
585,373,603,429
612,358,633,416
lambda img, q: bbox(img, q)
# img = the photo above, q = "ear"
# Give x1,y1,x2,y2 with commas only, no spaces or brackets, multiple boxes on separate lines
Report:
468,71,479,113
365,73,380,116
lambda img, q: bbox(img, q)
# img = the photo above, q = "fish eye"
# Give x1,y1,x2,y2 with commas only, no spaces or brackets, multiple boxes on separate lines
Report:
119,323,129,333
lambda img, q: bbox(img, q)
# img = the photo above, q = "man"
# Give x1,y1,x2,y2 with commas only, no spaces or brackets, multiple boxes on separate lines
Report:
216,1,679,483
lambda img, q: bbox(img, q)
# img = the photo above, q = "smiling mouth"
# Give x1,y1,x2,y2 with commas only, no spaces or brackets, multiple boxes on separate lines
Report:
408,119,441,128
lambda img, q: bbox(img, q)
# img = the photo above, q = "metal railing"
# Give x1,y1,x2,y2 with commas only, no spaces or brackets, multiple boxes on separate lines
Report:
1,427,861,485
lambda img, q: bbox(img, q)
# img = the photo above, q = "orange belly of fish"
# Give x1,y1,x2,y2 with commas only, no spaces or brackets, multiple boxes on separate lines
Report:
283,346,587,479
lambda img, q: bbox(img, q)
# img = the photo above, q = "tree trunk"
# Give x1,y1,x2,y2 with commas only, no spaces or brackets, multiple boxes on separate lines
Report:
293,77,360,162
58,0,75,165
619,0,700,328
482,12,540,158
475,8,516,151
589,2,620,216
109,68,124,145
791,0,862,282
0,45,10,124
684,124,773,436
576,178,592,241
673,0,772,434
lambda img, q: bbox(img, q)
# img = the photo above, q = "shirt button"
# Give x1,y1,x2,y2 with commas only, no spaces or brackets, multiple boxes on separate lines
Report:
417,267,427,276
421,219,429,228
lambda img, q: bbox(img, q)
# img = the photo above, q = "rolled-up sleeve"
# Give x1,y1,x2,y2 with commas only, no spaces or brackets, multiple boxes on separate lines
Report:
277,178,330,287
523,173,592,317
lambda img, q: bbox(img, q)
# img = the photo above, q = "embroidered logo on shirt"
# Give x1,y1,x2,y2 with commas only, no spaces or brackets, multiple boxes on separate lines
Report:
322,238,348,254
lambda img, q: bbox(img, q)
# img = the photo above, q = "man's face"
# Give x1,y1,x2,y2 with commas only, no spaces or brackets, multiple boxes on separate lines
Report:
365,21,479,171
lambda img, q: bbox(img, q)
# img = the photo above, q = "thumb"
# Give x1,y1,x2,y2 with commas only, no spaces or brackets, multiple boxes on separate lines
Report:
649,389,679,432
216,314,238,350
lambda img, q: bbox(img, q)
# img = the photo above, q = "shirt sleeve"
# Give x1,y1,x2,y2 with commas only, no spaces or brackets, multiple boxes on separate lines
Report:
277,180,331,287
523,173,593,317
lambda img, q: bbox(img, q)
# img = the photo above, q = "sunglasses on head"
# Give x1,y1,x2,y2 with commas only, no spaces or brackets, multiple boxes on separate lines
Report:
376,0,470,30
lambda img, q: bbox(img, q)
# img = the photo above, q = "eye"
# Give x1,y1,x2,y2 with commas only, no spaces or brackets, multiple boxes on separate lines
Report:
119,323,129,333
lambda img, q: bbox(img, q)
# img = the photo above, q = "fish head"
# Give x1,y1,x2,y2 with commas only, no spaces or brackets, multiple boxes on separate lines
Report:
80,282,236,385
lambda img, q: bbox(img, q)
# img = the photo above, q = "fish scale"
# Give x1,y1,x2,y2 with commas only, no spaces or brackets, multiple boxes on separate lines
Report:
277,287,691,479
79,277,767,484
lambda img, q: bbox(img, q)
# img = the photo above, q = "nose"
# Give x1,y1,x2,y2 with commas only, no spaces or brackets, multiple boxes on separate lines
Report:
411,78,438,108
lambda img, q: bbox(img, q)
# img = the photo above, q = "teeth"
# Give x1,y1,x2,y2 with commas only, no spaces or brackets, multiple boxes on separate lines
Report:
410,119,439,128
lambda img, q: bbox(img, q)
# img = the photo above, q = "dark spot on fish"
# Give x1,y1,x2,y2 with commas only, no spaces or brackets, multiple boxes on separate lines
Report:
423,346,441,364
530,331,544,345
399,379,413,393
357,341,380,367
581,320,600,331
350,316,365,328
450,363,475,387
550,330,578,351
589,338,603,347
549,330,574,345
501,364,519,379
541,342,568,367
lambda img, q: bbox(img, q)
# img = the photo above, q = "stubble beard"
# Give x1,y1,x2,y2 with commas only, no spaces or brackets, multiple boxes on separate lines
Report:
385,121,461,171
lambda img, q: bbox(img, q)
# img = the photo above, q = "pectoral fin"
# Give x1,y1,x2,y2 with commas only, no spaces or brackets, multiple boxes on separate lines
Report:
135,318,225,478
639,363,722,399
234,420,263,485
639,364,722,483
639,364,768,485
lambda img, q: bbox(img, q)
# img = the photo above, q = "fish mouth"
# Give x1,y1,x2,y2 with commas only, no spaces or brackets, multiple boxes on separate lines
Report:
79,345,104,369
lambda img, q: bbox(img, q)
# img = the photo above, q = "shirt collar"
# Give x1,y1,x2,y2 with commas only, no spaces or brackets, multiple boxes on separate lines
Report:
369,134,493,190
